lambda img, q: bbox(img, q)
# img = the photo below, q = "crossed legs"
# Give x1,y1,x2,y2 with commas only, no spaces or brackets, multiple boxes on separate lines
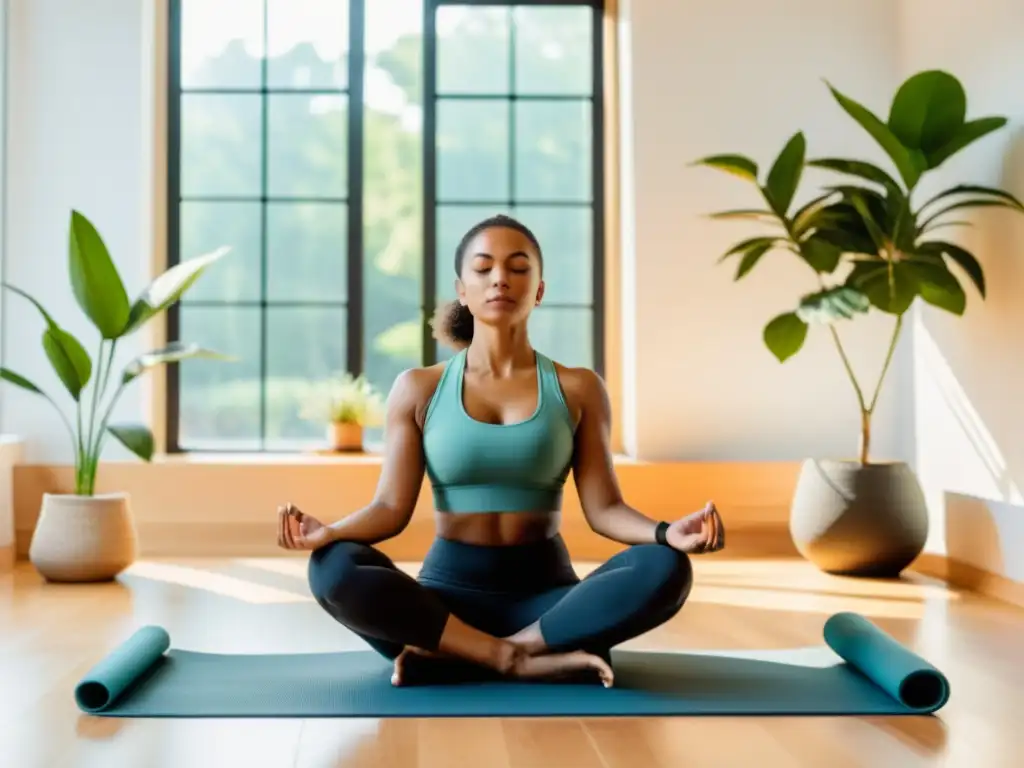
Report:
308,538,692,684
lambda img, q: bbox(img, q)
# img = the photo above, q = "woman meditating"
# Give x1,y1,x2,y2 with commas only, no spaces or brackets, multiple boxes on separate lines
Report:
277,215,725,687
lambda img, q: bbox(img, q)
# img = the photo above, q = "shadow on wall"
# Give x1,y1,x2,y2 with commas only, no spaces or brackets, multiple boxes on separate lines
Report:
913,125,1024,578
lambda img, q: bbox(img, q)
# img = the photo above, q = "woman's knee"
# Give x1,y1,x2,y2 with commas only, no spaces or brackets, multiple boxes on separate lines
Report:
307,539,374,607
632,544,694,610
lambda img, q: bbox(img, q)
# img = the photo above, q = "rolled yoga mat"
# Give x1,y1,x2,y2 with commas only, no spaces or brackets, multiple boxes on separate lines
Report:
74,612,950,718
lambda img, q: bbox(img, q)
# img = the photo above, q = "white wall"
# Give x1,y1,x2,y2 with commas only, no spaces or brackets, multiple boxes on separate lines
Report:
900,0,1024,580
621,0,913,461
0,0,148,463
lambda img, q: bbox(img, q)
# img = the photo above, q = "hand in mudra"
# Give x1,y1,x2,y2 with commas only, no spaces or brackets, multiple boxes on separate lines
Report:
277,503,333,551
666,501,725,554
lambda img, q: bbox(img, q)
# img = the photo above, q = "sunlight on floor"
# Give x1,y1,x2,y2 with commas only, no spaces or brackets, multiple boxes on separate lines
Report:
120,557,959,622
688,584,931,620
124,561,312,605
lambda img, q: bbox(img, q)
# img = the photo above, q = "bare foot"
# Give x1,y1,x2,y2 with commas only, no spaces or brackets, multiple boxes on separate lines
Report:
511,649,614,688
391,646,448,686
392,644,614,687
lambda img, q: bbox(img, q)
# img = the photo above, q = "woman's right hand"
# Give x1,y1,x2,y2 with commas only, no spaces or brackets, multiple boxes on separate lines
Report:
277,504,334,551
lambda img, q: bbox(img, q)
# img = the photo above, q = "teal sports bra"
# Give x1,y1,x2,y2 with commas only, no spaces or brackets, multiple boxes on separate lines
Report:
422,349,576,513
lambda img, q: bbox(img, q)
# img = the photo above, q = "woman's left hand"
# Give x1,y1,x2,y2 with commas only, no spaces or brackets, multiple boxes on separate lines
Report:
665,501,725,554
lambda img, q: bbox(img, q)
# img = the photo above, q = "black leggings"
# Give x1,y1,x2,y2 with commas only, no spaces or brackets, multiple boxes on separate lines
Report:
307,534,693,662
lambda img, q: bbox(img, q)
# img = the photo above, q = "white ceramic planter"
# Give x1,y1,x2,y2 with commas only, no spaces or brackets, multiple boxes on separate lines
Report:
29,492,138,582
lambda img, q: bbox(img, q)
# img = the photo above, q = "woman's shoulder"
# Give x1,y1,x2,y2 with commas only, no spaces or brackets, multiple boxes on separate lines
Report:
547,358,609,417
389,362,452,425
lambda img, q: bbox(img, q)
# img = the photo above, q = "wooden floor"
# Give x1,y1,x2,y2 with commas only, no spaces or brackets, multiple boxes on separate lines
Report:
1,556,1020,768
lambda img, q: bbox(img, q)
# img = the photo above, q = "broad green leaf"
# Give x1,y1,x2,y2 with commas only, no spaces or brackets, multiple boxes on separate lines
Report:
806,158,902,194
122,342,233,384
919,198,1023,233
918,183,1024,213
811,199,880,249
926,117,1007,169
716,236,783,263
791,191,840,235
845,258,889,288
691,154,759,182
904,260,966,315
814,223,878,256
3,282,93,399
797,286,871,323
735,242,774,279
845,189,887,249
763,312,808,362
923,220,973,235
799,237,843,273
123,247,230,335
891,195,917,252
106,423,155,461
764,132,806,216
0,368,43,394
859,262,918,315
916,241,986,297
68,210,131,339
825,81,924,188
41,326,92,400
824,184,890,218
887,70,966,153
706,209,778,222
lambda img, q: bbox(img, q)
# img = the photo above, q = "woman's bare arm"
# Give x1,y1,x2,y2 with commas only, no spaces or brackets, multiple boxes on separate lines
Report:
323,369,431,544
567,368,663,544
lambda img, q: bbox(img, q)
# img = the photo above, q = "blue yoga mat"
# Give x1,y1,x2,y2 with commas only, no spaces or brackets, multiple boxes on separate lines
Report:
74,612,949,718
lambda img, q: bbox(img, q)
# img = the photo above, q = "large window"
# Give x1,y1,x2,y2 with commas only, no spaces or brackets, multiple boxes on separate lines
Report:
167,0,605,452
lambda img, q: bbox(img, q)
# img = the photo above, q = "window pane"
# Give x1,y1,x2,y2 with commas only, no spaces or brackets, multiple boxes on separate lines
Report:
364,0,424,428
179,201,261,303
178,306,262,450
180,0,263,89
435,204,512,301
265,307,347,449
437,99,509,202
513,6,592,96
267,202,347,302
514,100,591,202
181,94,262,197
266,0,349,90
364,306,422,448
512,205,592,305
267,94,348,197
529,306,592,369
436,6,509,95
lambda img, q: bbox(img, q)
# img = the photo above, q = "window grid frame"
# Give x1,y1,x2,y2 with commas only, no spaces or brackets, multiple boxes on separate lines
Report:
166,0,605,453
166,0,365,453
422,0,605,372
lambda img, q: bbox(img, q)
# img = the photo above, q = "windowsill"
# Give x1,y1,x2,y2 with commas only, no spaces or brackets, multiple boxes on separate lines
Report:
153,451,388,465
151,451,641,466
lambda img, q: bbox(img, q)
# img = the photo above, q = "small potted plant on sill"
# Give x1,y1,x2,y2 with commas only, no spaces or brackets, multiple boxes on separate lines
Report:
303,372,385,453
0,209,230,582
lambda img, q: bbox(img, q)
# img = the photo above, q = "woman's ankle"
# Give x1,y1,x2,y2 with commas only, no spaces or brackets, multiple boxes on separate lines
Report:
435,616,521,674
503,622,548,655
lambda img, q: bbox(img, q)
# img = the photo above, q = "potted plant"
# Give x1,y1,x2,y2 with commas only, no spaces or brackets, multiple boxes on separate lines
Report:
694,70,1024,576
302,372,385,452
0,210,229,582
